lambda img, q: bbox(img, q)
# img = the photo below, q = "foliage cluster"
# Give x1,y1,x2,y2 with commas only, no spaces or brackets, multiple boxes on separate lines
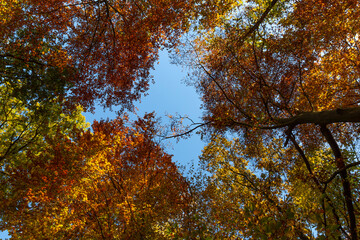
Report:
1,0,360,239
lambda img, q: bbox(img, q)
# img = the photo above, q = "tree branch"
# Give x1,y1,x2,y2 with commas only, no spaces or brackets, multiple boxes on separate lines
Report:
322,161,360,185
163,122,210,139
274,107,360,126
231,107,360,130
237,0,280,44
320,125,358,240
288,133,348,237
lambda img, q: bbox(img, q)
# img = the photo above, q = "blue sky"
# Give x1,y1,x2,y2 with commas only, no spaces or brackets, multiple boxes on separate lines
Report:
83,50,205,168
0,51,204,239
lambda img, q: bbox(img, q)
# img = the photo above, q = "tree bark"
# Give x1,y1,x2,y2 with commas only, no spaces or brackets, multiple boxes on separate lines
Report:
274,107,360,126
320,125,358,240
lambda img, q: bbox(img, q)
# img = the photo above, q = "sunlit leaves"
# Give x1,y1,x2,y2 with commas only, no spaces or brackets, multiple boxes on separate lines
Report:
2,0,360,239
198,135,310,239
0,82,88,171
188,0,360,140
198,134,360,239
0,113,189,239
1,0,197,111
182,2,360,237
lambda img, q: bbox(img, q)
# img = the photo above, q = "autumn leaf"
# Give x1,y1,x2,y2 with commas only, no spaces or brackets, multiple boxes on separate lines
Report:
0,113,190,239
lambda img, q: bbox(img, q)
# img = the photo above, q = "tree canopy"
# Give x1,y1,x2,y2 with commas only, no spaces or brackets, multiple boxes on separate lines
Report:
1,0,360,239
185,0,360,239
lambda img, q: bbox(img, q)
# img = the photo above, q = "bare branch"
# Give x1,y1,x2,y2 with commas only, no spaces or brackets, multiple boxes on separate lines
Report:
163,121,210,139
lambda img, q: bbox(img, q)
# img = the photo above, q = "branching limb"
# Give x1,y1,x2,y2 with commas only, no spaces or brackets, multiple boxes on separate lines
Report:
320,124,358,240
322,161,360,185
163,121,210,139
237,0,280,44
289,133,349,238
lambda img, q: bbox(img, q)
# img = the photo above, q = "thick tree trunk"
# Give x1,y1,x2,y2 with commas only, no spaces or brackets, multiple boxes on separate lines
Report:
274,107,360,126
320,125,358,240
